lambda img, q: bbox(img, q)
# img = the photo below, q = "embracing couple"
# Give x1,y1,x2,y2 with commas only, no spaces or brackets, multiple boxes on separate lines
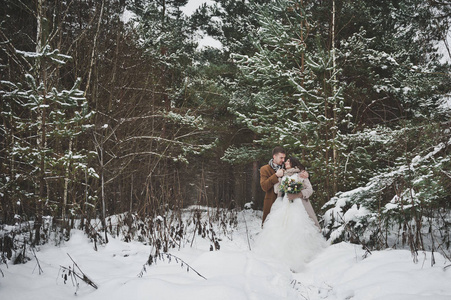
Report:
255,146,326,272
260,146,320,229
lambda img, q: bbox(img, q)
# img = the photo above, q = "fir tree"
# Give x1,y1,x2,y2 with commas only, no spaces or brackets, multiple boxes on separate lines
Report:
0,46,95,228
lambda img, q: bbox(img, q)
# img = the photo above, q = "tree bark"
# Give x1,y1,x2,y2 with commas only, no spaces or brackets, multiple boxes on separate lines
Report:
84,0,105,97
331,0,338,195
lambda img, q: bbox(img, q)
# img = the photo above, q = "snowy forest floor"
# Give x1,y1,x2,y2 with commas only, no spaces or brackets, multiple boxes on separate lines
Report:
2,208,451,300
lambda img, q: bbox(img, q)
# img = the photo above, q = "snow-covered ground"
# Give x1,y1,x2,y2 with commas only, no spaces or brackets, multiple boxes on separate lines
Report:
1,209,450,300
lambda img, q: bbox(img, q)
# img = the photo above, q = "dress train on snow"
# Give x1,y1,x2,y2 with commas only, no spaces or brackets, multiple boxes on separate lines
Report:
254,191,327,272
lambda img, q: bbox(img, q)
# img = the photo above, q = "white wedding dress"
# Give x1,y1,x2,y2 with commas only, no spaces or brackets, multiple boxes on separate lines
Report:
255,174,327,272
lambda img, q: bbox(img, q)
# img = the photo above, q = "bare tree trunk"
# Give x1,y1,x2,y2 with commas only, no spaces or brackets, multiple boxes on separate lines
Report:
36,0,44,55
35,0,46,246
84,0,105,97
299,0,308,161
109,26,121,112
251,160,259,206
101,146,106,224
130,173,133,213
100,144,108,242
2,95,15,222
93,130,108,242
62,139,73,221
331,0,338,195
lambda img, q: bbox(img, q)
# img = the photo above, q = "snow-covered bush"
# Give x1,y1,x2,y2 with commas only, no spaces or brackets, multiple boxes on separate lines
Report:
322,124,451,259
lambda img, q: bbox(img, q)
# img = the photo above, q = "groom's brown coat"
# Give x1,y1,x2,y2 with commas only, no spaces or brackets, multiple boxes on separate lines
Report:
260,164,280,224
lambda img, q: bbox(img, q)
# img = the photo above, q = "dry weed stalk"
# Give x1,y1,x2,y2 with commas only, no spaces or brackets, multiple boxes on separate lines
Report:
58,253,98,294
138,252,207,280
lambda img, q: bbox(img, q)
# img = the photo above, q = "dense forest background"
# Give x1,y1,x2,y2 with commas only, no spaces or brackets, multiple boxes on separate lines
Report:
1,0,451,253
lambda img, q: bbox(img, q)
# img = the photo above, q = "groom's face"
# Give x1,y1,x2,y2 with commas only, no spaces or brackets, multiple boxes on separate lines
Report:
273,152,286,166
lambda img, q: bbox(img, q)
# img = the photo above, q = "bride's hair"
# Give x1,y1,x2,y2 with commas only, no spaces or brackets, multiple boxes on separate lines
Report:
287,156,305,170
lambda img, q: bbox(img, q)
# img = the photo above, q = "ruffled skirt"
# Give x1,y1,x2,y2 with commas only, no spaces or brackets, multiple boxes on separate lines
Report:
254,196,327,272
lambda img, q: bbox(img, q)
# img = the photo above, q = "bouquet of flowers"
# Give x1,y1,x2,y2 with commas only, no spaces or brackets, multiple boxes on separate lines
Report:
279,177,303,195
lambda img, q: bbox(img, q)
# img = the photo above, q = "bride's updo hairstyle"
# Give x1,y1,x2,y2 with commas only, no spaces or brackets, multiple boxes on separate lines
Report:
287,156,305,171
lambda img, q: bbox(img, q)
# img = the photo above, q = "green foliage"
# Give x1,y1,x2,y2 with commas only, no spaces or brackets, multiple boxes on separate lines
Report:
0,46,96,223
227,0,349,204
323,121,451,253
1,0,450,256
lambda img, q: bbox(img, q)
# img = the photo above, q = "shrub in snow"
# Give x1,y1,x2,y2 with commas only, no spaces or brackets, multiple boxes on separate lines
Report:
322,137,451,262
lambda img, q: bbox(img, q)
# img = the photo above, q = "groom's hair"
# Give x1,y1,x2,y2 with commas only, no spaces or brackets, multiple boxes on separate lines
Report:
272,146,285,156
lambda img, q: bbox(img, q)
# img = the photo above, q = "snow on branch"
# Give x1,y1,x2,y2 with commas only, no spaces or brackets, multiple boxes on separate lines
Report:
16,45,72,65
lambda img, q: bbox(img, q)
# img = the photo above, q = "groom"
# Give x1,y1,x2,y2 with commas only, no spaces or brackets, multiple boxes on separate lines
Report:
260,146,308,225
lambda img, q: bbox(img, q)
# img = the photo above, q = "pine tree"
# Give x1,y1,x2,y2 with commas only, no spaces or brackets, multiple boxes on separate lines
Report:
320,0,451,252
0,46,95,229
226,0,350,204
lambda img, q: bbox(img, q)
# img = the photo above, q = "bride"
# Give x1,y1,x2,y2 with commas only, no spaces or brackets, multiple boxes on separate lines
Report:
254,156,327,272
